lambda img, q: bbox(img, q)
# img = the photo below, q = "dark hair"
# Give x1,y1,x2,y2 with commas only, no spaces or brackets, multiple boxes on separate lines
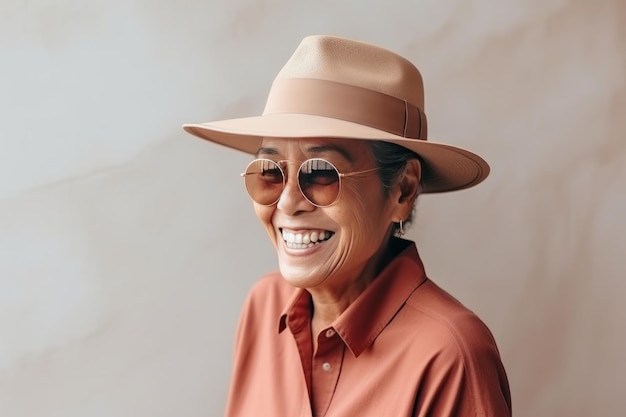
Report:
368,140,422,235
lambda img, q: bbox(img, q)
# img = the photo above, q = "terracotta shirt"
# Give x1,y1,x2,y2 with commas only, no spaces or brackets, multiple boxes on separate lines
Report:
225,238,511,417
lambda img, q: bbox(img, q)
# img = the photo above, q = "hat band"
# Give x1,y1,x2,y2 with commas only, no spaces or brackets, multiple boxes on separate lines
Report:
263,78,427,139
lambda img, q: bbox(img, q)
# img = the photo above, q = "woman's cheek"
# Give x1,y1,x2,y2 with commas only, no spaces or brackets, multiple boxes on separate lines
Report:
253,204,277,243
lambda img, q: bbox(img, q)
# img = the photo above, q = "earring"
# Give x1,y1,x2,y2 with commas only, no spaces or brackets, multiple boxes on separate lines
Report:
398,219,405,237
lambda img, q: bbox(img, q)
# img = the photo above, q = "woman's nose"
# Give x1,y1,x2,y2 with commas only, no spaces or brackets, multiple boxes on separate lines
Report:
276,175,315,215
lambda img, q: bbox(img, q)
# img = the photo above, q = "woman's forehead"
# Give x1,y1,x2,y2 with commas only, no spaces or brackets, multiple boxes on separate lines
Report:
257,137,372,162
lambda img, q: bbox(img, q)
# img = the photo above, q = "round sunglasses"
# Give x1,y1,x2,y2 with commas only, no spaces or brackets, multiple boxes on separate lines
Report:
241,158,380,207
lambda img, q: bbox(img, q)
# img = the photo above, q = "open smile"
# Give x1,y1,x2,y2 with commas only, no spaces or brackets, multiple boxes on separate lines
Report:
280,228,335,249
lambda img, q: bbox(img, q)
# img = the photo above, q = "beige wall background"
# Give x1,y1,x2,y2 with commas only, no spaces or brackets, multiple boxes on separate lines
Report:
1,0,624,416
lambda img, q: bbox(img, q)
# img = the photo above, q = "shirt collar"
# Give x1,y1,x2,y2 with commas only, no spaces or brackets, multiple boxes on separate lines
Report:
278,288,311,334
278,238,428,356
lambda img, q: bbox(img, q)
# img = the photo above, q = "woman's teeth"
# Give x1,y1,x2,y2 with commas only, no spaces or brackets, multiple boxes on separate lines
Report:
281,229,334,249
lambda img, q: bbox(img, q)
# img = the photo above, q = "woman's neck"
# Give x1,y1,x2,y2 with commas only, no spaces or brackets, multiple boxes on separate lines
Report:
308,238,397,335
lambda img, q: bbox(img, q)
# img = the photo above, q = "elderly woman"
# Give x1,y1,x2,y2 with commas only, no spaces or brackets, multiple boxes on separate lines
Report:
184,35,511,417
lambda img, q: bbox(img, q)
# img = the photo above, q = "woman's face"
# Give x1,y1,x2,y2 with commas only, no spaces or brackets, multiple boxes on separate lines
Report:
252,137,404,293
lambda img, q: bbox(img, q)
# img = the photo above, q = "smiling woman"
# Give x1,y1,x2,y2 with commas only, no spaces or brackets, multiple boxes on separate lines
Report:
253,138,405,296
183,35,511,417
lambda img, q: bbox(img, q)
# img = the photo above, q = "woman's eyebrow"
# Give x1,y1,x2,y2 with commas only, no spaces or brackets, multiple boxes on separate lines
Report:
306,145,354,163
255,147,279,157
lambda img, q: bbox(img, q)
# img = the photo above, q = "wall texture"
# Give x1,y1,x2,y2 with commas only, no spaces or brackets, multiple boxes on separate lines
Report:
1,0,624,416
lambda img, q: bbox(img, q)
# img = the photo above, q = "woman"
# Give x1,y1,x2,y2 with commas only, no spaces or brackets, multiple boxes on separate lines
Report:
184,35,511,417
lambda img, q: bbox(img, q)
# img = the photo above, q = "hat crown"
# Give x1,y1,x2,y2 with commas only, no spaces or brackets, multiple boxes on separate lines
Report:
275,35,425,111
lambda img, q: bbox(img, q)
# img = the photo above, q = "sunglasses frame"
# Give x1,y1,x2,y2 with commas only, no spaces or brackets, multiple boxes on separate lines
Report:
241,158,380,208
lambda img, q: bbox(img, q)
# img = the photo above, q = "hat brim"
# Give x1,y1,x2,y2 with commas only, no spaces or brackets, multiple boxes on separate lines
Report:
183,113,489,193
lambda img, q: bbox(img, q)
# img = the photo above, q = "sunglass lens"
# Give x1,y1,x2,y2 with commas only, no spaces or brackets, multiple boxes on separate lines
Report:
244,159,284,205
298,159,341,207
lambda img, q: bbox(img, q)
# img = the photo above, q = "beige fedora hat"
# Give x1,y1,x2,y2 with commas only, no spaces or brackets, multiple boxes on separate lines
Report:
183,35,489,193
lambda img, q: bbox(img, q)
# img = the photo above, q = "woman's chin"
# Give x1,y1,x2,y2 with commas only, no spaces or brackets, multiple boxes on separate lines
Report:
278,262,328,289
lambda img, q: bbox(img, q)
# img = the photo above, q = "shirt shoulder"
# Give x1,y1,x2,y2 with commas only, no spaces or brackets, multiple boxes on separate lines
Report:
247,271,295,301
405,279,498,350
404,279,511,416
236,271,296,331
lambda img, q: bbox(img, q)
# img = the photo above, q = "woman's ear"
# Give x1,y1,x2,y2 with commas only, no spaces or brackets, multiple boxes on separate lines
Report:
392,159,421,218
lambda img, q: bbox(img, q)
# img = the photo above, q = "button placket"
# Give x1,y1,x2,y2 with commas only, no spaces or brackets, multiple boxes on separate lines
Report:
311,343,345,416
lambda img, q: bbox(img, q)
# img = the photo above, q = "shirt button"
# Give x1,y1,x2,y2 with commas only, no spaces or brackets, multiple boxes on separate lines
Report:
325,329,336,338
322,362,332,372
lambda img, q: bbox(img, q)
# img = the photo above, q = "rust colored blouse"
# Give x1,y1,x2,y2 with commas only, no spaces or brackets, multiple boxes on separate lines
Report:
225,238,511,417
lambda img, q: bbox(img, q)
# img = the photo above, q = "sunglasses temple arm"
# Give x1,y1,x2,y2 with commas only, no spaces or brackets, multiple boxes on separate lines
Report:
340,166,381,178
